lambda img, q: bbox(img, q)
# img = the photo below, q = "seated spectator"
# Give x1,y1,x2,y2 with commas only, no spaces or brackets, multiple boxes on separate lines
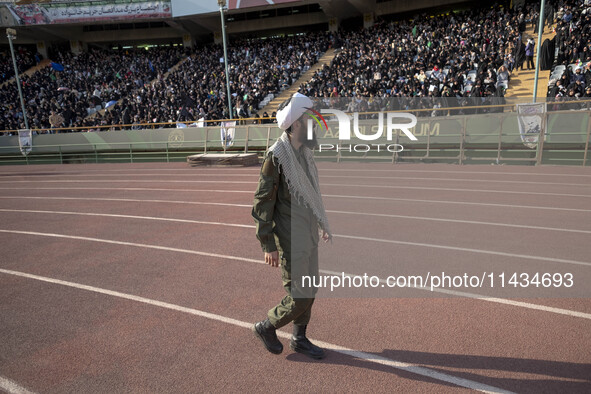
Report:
571,67,586,86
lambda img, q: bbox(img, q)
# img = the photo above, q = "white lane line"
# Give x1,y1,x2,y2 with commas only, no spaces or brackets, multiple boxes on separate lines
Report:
0,376,35,394
0,194,591,219
0,187,254,194
320,269,591,321
0,179,253,185
327,210,591,235
3,211,585,267
0,229,590,321
0,267,514,394
0,196,252,208
319,168,591,177
1,185,588,199
335,233,591,267
324,194,591,213
0,209,254,229
331,175,591,187
3,167,591,178
1,176,589,193
0,229,261,264
2,194,591,214
324,184,591,198
0,172,591,186
1,207,590,237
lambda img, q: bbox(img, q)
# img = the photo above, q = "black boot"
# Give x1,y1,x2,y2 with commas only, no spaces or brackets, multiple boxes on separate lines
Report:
253,318,283,354
289,324,326,359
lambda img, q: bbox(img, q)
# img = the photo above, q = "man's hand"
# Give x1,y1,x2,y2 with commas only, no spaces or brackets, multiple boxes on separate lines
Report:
322,230,332,243
265,251,279,267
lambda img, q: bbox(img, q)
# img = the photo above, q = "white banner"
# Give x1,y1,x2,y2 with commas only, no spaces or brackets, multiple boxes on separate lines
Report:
6,2,171,25
220,121,236,148
517,103,546,149
18,129,32,156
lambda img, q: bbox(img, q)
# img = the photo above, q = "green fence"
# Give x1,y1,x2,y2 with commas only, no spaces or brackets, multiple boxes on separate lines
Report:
1,109,589,166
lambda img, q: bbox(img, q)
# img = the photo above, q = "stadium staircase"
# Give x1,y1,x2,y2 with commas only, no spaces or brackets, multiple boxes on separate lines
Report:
506,24,556,99
0,58,51,89
258,48,338,115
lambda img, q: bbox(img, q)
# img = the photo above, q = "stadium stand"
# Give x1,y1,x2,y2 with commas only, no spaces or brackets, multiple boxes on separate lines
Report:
0,33,329,133
0,46,183,133
2,0,590,134
0,45,37,85
298,3,522,104
546,0,591,101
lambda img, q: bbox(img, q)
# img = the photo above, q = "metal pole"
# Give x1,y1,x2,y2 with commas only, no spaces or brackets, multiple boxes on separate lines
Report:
496,115,503,164
244,126,249,153
459,117,466,165
583,115,591,166
265,126,271,151
536,107,547,165
532,0,546,103
6,29,29,130
219,1,233,120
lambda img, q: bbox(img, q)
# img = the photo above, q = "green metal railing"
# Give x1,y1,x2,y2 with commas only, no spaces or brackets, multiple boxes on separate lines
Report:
1,110,590,166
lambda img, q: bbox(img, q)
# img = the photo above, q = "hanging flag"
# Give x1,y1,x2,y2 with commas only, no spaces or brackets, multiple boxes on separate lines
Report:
18,129,32,156
50,62,64,72
517,103,546,149
149,60,155,72
220,121,236,148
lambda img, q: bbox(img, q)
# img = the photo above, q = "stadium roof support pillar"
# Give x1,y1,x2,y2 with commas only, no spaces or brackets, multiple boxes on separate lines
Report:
328,17,339,32
70,40,84,54
214,31,222,45
182,34,193,48
363,12,374,29
36,41,48,59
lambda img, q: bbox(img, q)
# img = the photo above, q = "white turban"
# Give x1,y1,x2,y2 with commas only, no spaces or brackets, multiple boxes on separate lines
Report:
276,92,314,130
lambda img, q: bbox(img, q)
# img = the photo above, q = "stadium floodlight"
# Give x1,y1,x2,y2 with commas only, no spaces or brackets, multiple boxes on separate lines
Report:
6,28,29,130
218,0,233,120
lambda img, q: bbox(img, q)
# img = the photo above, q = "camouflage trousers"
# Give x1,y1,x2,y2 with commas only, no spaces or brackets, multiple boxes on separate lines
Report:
267,246,319,329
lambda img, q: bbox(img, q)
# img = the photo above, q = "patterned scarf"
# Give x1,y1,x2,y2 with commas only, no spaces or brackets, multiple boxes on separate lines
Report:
269,132,331,237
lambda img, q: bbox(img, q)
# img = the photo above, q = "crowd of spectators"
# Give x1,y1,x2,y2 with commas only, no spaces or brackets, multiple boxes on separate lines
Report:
0,46,183,133
3,0,591,134
0,45,38,84
0,32,329,134
546,0,591,105
124,32,329,128
298,3,537,117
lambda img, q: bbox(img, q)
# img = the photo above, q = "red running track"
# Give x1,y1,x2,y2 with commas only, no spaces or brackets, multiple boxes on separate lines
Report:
0,162,590,393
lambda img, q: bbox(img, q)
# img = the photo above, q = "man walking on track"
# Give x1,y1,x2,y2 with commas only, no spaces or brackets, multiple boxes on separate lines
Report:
252,92,332,359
